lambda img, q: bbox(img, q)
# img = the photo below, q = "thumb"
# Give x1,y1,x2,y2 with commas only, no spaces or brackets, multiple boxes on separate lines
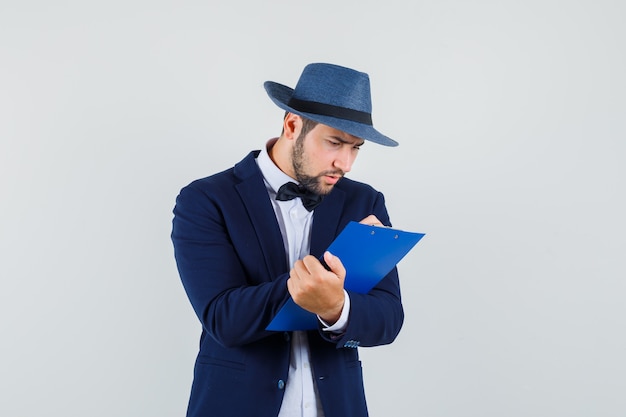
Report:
323,251,346,281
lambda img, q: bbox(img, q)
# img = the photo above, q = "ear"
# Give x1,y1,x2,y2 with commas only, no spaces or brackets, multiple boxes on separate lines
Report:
282,112,302,141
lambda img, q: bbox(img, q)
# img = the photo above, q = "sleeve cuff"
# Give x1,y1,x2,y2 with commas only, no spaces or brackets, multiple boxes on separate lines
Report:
319,290,350,333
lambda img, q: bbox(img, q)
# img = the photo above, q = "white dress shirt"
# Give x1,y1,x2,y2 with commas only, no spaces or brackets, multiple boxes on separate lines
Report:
256,140,350,417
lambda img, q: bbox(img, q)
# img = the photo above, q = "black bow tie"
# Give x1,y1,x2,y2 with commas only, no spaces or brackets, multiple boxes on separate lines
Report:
275,182,323,212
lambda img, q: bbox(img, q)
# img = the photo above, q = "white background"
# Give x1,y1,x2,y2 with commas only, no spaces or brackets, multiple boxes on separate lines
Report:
1,1,624,416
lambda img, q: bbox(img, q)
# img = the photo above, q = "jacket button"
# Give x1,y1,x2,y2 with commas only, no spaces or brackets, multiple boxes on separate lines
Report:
277,379,285,390
283,332,291,342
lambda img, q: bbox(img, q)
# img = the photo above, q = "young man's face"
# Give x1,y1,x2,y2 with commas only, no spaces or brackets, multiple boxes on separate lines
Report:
291,123,365,196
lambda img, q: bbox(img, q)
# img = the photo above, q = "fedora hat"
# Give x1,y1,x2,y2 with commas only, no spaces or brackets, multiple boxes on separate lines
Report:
264,63,398,147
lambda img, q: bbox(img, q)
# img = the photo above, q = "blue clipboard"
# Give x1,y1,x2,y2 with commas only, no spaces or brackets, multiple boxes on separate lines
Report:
266,221,425,331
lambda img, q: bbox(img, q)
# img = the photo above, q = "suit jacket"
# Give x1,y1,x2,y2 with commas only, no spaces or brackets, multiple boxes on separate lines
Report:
171,150,404,417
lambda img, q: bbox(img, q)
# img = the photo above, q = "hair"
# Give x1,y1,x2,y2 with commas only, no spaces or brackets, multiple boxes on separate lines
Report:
282,111,318,139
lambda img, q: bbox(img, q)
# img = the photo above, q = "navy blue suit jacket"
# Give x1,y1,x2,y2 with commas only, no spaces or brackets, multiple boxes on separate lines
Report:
172,151,404,417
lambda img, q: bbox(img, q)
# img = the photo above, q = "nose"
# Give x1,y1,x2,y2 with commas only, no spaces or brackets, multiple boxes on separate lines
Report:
333,147,356,173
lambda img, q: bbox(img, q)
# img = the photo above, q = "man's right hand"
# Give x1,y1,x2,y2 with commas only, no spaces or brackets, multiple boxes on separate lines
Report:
287,251,346,325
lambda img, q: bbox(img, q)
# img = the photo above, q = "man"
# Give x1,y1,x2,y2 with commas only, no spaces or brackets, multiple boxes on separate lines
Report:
172,63,403,417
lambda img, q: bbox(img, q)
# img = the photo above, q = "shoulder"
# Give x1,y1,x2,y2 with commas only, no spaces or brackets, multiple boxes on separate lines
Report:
334,176,384,200
178,150,260,196
325,177,388,221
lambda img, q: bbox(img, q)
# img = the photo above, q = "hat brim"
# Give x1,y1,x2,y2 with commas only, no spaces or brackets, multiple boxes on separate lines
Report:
264,81,398,147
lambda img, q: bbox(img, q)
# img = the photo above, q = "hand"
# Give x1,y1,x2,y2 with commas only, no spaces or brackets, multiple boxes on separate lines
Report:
359,214,386,227
287,251,346,324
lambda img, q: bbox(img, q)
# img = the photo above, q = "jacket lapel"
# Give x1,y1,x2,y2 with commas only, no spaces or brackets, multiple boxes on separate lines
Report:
234,152,288,279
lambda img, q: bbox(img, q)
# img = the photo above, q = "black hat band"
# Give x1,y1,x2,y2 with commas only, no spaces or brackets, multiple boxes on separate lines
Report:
288,97,373,125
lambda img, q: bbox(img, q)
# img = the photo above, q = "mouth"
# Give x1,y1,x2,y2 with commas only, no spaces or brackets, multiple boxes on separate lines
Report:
323,174,342,185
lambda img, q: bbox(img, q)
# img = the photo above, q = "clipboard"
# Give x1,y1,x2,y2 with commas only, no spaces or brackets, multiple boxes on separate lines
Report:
266,221,425,331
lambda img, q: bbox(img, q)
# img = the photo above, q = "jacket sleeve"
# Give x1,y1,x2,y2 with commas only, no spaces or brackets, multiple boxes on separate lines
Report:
171,183,290,348
320,191,405,348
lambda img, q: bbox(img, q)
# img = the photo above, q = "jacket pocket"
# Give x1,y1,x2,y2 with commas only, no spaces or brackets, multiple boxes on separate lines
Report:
196,355,246,372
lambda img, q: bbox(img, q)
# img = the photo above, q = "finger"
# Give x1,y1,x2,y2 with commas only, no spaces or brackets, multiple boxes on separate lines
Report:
292,259,310,276
359,214,383,227
290,261,309,284
289,266,299,281
300,255,324,274
323,251,346,281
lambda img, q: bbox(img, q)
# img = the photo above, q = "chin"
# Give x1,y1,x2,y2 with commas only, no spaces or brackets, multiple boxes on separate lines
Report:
317,183,336,196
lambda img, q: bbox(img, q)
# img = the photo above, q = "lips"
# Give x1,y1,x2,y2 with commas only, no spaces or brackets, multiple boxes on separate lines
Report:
324,175,340,185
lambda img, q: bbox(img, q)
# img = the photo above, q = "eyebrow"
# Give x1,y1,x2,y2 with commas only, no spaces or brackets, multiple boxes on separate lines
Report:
330,136,365,147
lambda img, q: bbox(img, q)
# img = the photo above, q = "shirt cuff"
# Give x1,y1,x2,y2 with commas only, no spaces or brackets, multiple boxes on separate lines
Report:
319,290,350,333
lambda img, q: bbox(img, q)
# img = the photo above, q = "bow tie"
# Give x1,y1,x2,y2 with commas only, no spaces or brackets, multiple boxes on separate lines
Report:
275,182,323,212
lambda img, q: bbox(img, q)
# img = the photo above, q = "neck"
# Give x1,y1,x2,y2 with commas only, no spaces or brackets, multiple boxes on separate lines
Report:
268,136,296,180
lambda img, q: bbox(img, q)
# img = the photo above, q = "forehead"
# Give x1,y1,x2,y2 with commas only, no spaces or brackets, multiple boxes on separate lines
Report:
312,123,365,146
